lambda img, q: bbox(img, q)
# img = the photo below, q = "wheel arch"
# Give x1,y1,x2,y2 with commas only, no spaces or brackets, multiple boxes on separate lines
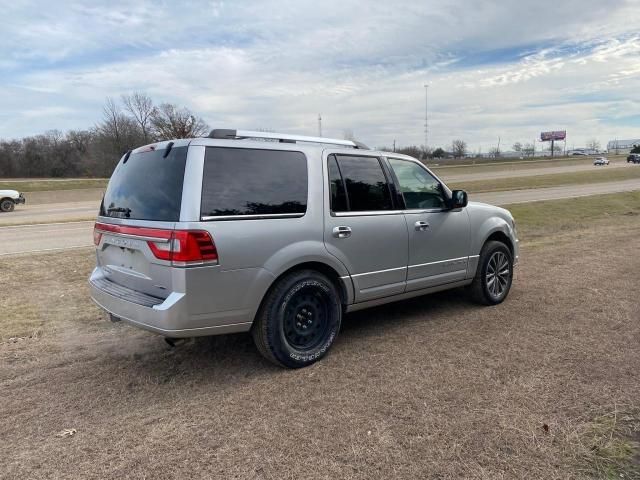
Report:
484,230,514,258
251,260,353,330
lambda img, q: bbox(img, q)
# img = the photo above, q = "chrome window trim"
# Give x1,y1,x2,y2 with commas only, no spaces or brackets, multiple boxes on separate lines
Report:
333,210,404,217
401,208,447,214
201,213,305,221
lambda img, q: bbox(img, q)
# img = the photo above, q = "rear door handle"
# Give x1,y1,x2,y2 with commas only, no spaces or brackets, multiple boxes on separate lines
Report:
332,226,352,238
415,221,430,231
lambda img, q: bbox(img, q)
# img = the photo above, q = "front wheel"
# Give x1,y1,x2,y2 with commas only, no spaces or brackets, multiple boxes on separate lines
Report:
469,241,513,305
0,199,15,212
252,270,342,368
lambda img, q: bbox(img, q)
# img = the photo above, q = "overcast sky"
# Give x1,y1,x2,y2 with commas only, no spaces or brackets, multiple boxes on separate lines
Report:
2,0,639,151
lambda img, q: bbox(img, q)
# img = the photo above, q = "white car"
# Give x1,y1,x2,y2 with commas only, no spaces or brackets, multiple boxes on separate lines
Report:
593,157,610,166
0,189,26,212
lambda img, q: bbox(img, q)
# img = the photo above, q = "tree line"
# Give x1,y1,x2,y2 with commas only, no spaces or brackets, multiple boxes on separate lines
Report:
0,93,209,178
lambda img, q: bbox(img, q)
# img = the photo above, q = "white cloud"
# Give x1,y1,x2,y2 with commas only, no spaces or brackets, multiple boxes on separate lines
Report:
2,0,640,150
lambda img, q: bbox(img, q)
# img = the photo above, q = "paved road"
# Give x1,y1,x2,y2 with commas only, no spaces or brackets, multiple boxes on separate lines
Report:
0,221,94,256
2,179,640,257
473,178,640,205
437,161,635,183
0,201,98,227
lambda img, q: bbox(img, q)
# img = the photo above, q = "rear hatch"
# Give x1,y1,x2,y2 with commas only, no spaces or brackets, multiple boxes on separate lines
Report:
95,143,191,299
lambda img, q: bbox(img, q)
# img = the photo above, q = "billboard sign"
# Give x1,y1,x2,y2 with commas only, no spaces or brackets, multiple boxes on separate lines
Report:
541,130,566,141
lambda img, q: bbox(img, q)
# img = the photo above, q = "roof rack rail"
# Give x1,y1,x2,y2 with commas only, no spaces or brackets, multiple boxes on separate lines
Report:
208,129,368,149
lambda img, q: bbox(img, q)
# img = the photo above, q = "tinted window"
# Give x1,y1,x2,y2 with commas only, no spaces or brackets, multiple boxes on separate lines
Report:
388,158,445,209
335,155,393,211
100,146,188,221
328,155,348,212
201,147,307,217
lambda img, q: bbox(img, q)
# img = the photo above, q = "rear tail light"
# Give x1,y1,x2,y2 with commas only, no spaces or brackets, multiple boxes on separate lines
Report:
94,222,218,266
93,228,103,246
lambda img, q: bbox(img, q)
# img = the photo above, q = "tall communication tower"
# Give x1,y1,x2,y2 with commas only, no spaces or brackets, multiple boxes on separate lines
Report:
424,84,429,150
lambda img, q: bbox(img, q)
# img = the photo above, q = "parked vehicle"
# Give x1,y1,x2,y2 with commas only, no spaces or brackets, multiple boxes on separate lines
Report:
90,130,519,368
0,190,26,212
593,157,610,166
627,154,640,164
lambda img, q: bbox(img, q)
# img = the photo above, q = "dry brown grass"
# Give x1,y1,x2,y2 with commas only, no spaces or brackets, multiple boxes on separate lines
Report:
1,218,639,479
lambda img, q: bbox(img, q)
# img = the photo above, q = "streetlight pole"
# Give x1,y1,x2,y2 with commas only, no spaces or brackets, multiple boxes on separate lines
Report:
424,84,429,152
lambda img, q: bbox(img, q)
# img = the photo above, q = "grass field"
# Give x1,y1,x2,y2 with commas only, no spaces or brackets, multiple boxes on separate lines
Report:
1,195,639,478
508,190,640,242
0,179,108,192
451,163,640,193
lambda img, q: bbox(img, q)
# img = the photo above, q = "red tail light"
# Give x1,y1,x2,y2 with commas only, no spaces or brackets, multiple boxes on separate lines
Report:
94,222,218,266
93,229,103,246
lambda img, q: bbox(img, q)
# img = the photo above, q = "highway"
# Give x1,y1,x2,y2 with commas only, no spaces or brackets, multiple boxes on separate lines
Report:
436,160,635,183
2,178,640,256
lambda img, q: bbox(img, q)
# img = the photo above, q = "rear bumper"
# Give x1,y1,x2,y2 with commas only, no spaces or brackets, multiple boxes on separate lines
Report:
89,269,252,337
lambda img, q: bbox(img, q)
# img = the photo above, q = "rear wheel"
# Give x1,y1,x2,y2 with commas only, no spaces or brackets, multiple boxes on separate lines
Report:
252,270,342,368
0,199,15,212
469,240,513,305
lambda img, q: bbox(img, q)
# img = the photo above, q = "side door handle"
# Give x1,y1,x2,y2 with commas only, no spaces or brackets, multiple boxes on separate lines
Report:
332,226,352,238
415,221,430,231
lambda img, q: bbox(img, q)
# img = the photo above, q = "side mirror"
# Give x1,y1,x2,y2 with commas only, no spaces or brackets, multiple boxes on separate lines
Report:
450,190,468,209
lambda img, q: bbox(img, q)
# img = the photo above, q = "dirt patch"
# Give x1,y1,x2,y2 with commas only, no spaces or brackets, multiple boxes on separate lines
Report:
1,220,639,479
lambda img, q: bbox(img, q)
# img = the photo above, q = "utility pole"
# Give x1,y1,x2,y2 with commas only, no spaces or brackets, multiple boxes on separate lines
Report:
424,84,429,152
318,114,322,137
393,139,396,152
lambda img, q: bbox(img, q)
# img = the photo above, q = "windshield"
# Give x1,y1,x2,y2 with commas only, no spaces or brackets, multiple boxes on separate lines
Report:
100,146,188,221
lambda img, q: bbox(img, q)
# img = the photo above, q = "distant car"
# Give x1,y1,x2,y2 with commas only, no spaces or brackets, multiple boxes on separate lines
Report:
569,151,587,156
0,189,26,212
593,157,610,166
627,153,640,164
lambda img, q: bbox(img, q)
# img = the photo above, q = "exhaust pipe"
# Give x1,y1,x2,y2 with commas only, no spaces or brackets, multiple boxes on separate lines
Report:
164,337,188,348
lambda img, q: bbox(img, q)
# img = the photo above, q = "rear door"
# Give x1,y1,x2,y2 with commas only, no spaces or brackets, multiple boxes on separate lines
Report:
323,153,408,302
386,157,470,292
96,143,189,298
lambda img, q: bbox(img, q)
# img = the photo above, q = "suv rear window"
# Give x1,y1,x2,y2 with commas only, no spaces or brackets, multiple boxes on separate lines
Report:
201,147,308,218
100,146,188,221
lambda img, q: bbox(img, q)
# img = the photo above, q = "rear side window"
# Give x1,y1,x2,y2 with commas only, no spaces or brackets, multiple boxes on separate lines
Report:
328,156,348,212
100,146,188,221
330,155,393,212
201,147,307,218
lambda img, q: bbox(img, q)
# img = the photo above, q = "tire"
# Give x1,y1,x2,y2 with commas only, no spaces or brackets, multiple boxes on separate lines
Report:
469,240,513,305
252,270,342,368
0,199,15,212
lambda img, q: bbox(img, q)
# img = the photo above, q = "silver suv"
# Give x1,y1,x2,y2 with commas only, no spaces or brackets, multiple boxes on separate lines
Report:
90,129,518,368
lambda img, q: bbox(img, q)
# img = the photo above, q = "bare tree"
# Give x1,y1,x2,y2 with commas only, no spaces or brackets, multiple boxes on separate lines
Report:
151,103,209,140
512,142,522,153
488,147,501,158
451,139,467,158
586,139,601,152
522,143,535,157
122,92,155,143
98,97,122,147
